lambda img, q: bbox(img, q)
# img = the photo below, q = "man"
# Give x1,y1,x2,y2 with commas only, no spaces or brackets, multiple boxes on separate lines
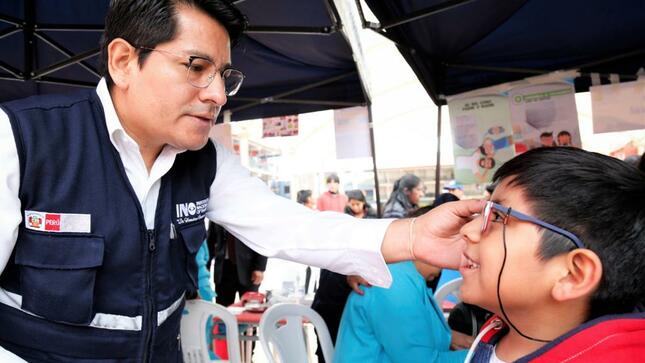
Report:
207,222,267,306
557,130,572,146
317,173,348,212
0,1,482,361
539,131,555,147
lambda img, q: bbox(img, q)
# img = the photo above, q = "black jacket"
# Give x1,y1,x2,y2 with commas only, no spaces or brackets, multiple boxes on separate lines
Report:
206,222,268,286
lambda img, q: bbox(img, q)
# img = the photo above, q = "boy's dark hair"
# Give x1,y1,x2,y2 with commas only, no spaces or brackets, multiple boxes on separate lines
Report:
100,0,247,88
493,147,645,319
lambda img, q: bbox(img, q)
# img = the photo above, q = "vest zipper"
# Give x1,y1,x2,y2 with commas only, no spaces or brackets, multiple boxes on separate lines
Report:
142,229,156,363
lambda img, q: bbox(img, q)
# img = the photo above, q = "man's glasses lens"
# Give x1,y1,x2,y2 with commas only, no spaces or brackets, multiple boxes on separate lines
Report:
187,58,244,96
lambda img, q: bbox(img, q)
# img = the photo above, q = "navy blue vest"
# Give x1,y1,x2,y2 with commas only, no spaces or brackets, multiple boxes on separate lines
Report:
0,90,216,362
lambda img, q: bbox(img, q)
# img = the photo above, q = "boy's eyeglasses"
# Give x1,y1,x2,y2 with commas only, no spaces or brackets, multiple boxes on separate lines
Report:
137,46,244,96
481,201,585,249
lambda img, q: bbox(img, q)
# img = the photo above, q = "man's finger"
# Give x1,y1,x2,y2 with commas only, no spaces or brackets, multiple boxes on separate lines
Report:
446,199,486,218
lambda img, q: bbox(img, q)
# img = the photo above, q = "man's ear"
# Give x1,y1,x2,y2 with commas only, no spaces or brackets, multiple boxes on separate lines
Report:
107,38,138,89
552,249,602,302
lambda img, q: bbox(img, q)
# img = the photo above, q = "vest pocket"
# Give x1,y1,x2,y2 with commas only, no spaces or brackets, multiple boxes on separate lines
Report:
177,221,207,291
15,230,104,325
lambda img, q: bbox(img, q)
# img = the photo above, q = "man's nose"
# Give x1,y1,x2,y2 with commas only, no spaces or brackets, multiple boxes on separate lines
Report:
199,73,227,106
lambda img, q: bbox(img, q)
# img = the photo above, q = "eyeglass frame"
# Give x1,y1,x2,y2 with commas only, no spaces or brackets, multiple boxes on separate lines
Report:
135,46,244,95
481,201,585,249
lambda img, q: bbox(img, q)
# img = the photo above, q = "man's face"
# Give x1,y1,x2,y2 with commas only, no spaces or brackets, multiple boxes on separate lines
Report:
479,157,494,170
123,5,231,151
304,197,315,209
458,180,562,314
540,135,554,147
558,134,571,146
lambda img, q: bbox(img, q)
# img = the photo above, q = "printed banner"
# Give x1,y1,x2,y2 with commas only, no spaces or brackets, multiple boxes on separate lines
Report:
509,82,580,152
591,80,645,134
448,95,515,184
262,115,299,137
334,106,372,159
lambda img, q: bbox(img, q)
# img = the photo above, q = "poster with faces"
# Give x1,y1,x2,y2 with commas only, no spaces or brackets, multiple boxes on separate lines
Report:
508,82,580,153
448,95,515,184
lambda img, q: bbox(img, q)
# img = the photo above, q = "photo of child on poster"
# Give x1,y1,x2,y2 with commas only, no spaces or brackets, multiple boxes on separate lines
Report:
509,82,581,153
448,95,515,184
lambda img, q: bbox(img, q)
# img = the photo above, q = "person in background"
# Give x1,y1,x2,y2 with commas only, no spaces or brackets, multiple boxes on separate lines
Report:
196,240,216,302
207,222,268,307
382,174,424,218
443,180,465,199
296,189,316,210
317,173,348,212
312,190,375,363
344,189,377,219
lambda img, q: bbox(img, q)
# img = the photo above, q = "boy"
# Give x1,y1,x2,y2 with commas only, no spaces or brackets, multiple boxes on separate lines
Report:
459,147,645,362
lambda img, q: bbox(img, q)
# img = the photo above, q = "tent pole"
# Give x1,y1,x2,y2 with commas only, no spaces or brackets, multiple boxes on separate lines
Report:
367,103,382,217
434,105,442,198
23,0,35,82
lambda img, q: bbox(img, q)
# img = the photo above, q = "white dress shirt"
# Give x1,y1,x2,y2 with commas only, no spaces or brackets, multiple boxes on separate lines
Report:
0,79,393,290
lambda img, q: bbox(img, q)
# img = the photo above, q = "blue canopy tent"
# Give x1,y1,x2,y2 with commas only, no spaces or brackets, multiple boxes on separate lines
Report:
0,0,384,211
360,0,645,193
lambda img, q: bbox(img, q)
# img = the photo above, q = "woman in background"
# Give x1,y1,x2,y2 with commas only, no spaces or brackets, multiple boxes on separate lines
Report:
382,174,424,218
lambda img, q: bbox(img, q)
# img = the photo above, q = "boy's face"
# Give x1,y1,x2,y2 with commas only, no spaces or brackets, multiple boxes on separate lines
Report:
458,179,564,313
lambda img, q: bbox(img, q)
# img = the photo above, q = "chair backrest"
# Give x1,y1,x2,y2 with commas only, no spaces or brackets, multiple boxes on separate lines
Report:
434,277,463,308
181,299,241,363
259,303,334,363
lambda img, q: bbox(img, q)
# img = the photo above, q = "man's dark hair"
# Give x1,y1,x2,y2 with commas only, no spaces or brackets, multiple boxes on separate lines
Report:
493,147,645,319
539,131,553,138
100,0,247,88
296,189,312,205
557,130,571,138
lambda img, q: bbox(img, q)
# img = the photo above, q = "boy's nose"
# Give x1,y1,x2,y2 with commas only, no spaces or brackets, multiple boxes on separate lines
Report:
460,216,483,244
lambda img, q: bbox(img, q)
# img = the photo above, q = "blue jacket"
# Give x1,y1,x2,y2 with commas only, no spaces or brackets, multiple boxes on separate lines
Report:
0,91,216,362
334,262,467,363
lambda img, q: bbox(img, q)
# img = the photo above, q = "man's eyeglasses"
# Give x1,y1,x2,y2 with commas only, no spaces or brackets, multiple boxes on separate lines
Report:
481,201,585,249
137,46,244,96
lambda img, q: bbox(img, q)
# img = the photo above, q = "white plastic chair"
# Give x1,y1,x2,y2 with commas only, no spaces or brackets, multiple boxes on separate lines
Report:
259,303,334,363
434,277,463,309
181,299,242,363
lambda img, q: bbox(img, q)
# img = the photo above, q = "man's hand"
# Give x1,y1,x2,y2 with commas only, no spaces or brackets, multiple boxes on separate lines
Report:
450,330,475,350
414,199,485,269
251,270,264,285
346,275,371,295
381,199,485,269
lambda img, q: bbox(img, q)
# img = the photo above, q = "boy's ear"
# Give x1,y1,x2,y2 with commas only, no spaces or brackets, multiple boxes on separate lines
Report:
552,249,602,302
107,38,138,89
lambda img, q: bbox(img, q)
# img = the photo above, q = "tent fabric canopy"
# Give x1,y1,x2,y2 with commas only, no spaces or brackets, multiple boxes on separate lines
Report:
363,0,645,105
0,0,367,121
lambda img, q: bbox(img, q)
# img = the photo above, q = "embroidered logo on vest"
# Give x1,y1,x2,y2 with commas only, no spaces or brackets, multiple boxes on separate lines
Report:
175,198,209,224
